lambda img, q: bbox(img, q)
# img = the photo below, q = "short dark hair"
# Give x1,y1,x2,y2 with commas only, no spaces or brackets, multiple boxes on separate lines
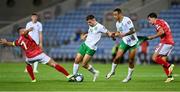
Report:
113,8,122,14
17,27,24,32
86,15,95,21
32,12,38,16
147,12,157,18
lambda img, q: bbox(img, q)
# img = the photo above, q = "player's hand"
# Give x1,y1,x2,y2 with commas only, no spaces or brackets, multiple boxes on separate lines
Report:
147,36,153,40
29,27,34,31
0,38,7,44
80,34,87,40
111,32,116,41
111,32,115,37
119,33,125,38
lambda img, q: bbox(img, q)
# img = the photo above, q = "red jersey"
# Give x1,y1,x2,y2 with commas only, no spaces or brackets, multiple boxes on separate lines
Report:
14,35,43,58
154,19,174,45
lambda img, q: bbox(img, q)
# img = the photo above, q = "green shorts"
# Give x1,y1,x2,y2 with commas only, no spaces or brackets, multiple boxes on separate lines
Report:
118,40,138,52
78,43,96,56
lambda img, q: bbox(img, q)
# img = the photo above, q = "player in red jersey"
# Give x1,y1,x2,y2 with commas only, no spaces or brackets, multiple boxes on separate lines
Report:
0,27,74,82
147,13,175,83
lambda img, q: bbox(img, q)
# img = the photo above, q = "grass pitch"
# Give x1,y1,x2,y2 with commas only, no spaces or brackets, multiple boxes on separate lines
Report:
0,62,180,91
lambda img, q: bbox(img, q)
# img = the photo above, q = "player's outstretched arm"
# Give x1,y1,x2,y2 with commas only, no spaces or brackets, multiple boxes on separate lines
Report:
114,31,120,37
148,28,164,40
0,38,15,46
106,31,116,41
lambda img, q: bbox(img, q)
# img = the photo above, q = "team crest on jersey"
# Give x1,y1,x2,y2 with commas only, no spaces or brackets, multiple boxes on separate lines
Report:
103,26,106,30
90,29,93,32
127,21,131,24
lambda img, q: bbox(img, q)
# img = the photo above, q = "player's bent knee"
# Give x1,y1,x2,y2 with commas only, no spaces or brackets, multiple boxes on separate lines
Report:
129,61,134,65
129,57,135,61
81,63,86,67
113,56,122,63
75,58,81,64
47,59,57,67
152,55,158,62
75,55,83,64
82,63,88,69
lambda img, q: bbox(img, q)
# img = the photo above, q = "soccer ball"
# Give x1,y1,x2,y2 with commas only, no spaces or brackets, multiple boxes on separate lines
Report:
75,73,84,82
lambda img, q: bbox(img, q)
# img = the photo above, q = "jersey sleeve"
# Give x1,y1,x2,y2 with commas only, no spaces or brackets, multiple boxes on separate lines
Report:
39,22,43,32
14,39,20,46
14,36,24,46
156,21,165,32
156,21,162,31
99,26,108,33
25,23,31,30
126,18,134,31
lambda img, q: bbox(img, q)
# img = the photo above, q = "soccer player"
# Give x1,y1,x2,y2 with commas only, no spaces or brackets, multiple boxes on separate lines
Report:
73,15,114,82
147,12,174,83
0,27,73,82
25,13,43,73
106,8,139,83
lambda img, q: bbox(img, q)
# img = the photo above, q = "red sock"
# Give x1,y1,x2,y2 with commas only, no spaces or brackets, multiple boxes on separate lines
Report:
155,56,170,68
26,65,35,80
55,64,69,76
162,66,169,76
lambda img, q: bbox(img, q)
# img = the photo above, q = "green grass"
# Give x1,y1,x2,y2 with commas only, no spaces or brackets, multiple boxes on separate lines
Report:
0,62,180,91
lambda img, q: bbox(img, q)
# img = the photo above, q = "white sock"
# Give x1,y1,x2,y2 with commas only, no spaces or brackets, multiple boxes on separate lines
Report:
73,63,79,75
33,62,39,71
127,67,134,78
88,65,96,74
110,63,117,73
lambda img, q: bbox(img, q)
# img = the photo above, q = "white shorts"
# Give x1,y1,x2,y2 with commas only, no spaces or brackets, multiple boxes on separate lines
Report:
155,43,174,56
25,53,51,64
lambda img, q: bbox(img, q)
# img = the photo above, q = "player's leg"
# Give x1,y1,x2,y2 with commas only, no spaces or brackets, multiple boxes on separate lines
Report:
152,53,171,68
46,58,71,78
112,53,116,61
153,55,174,82
35,53,72,80
161,56,170,75
73,43,86,75
81,54,99,82
73,53,83,75
152,53,170,75
106,41,126,79
26,63,36,82
33,62,39,73
122,47,136,83
106,49,125,79
161,56,174,83
152,43,172,68
152,43,174,82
